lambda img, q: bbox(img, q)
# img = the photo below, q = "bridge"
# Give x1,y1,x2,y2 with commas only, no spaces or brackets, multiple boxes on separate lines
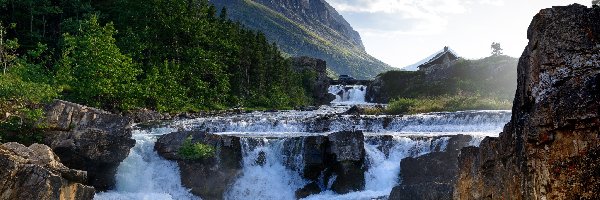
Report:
330,79,372,85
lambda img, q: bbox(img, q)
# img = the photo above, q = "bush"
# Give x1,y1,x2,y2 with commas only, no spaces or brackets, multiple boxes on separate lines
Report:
0,107,46,145
178,136,216,160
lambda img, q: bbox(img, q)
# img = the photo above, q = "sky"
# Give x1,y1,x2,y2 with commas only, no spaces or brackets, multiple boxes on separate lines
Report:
326,0,593,68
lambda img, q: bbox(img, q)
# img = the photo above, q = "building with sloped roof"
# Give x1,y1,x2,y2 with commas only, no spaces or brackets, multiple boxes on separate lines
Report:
418,46,459,74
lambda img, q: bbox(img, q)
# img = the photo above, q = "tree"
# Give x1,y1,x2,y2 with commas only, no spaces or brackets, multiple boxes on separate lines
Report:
0,23,19,75
58,15,140,110
491,42,503,56
593,0,599,6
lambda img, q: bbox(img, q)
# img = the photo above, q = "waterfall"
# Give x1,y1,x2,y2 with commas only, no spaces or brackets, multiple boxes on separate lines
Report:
225,138,306,200
95,128,198,200
302,136,450,200
328,85,367,104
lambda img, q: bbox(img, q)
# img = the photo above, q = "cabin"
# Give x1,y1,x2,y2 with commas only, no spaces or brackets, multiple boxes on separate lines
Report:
418,46,459,74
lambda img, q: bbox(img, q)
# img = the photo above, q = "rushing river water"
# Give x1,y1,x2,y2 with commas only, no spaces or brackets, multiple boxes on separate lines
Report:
95,85,511,200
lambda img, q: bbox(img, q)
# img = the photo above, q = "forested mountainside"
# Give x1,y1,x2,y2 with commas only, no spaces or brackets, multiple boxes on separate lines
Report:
210,0,393,79
0,0,318,115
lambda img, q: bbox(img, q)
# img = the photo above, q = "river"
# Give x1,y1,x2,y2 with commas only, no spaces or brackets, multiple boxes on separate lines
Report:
95,85,510,200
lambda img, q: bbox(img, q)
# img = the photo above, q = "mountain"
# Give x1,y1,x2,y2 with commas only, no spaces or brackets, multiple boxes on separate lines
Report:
210,0,393,79
402,47,459,71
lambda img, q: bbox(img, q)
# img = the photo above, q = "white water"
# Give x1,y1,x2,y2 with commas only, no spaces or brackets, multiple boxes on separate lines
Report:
99,106,511,200
95,128,198,200
328,85,367,104
303,136,450,200
225,138,306,200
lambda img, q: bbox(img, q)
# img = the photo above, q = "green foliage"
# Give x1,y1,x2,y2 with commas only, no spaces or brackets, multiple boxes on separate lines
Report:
1,0,314,113
57,15,141,111
0,107,46,145
178,136,216,160
386,96,512,115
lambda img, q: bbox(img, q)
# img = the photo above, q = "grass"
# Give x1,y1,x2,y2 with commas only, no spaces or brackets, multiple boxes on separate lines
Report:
386,96,512,115
178,136,216,160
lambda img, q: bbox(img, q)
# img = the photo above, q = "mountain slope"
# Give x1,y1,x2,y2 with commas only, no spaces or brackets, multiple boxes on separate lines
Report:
210,0,393,79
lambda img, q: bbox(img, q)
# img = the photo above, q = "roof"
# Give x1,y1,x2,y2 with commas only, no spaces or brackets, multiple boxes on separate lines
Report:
418,46,459,69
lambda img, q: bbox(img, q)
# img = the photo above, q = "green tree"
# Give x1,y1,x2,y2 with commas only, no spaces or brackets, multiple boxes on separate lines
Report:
58,15,140,110
491,42,503,56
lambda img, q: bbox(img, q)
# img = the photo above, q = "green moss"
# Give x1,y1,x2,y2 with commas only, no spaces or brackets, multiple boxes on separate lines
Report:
178,136,216,160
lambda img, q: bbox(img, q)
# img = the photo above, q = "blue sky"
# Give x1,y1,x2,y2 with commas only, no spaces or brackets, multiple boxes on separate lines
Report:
326,0,592,68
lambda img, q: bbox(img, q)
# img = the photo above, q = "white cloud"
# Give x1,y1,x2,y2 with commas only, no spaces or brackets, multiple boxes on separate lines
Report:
328,0,471,34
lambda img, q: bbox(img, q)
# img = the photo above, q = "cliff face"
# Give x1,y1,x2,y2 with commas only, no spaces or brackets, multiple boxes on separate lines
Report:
210,0,392,79
455,4,600,200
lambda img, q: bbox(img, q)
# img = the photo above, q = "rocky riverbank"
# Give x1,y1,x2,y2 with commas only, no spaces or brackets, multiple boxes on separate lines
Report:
1,99,137,198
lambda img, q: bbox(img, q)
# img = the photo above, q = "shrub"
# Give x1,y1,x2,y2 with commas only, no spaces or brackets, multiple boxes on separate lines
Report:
0,107,46,145
178,136,216,160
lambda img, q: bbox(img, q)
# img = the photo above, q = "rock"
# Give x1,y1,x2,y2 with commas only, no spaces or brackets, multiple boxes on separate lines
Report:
327,131,366,193
388,135,472,200
125,108,171,123
296,182,322,199
301,136,328,181
390,183,453,200
455,4,600,200
155,131,243,200
0,142,95,200
328,131,365,162
42,100,135,191
291,56,335,106
344,105,364,115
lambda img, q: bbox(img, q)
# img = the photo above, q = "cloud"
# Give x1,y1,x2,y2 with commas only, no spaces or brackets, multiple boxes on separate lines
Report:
327,0,504,35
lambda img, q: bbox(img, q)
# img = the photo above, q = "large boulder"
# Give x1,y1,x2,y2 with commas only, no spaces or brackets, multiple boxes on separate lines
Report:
389,135,472,200
155,131,243,200
455,4,600,199
327,131,366,194
291,56,335,106
42,100,135,191
0,142,95,200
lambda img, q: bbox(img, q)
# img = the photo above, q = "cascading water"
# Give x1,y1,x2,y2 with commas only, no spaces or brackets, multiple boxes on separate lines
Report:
99,107,511,200
95,128,198,200
225,138,306,200
328,85,367,104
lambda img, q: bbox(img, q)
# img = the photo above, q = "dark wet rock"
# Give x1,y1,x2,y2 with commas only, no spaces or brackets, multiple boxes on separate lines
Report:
455,4,600,199
42,100,135,191
388,135,472,200
155,131,243,200
296,182,322,199
328,131,365,162
344,105,364,115
301,136,328,181
327,131,366,193
390,183,453,200
125,108,171,123
0,142,95,200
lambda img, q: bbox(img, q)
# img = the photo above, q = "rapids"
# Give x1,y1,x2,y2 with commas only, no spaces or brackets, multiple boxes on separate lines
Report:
95,85,511,200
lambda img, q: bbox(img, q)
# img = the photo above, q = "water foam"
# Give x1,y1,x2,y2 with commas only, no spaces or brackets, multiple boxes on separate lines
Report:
95,128,197,200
